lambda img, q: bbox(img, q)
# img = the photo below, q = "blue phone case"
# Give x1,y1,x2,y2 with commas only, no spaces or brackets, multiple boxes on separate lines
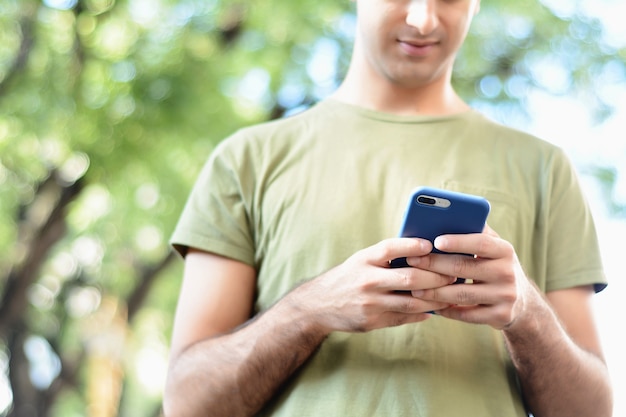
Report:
390,187,490,268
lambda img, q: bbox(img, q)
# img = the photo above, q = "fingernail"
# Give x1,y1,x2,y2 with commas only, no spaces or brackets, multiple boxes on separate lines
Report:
412,290,424,297
434,236,447,250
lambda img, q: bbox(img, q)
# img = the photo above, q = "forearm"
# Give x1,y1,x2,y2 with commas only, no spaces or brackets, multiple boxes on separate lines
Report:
163,297,328,417
503,291,612,417
163,239,443,416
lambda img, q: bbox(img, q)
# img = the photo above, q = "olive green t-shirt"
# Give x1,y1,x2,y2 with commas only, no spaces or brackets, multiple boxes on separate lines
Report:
171,99,606,416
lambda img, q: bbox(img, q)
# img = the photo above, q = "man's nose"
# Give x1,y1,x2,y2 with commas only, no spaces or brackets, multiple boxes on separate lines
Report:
405,0,439,35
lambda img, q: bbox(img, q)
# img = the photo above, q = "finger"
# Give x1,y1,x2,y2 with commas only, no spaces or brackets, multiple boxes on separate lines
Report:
411,282,480,306
437,304,515,330
383,264,457,292
382,292,451,314
437,305,484,324
377,311,433,328
364,237,433,266
415,278,514,308
411,252,492,284
433,232,510,260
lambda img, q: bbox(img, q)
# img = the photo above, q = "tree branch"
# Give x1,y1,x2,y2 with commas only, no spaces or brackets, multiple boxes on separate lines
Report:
126,251,177,323
0,171,84,338
0,7,37,98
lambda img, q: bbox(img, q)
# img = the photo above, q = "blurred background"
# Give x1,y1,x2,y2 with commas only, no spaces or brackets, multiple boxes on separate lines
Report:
0,0,624,416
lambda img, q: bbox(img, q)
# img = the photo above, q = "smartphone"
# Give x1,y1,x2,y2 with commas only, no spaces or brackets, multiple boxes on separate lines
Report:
389,187,490,268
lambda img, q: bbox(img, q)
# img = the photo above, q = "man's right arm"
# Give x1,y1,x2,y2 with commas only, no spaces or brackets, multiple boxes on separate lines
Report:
162,249,326,417
163,240,453,417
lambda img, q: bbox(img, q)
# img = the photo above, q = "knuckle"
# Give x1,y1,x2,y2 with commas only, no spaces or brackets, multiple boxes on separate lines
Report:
500,287,517,304
491,264,513,283
356,279,374,293
502,239,515,255
377,242,395,262
358,245,379,264
401,297,414,313
394,269,414,289
452,255,472,277
456,288,477,305
393,268,415,290
378,238,406,260
477,236,494,256
500,241,517,262
494,308,514,329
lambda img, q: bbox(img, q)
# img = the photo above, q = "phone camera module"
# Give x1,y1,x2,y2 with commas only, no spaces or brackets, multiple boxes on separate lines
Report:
417,196,437,205
417,195,451,208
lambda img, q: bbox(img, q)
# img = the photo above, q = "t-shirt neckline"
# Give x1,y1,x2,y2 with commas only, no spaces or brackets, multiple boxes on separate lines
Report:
320,98,477,124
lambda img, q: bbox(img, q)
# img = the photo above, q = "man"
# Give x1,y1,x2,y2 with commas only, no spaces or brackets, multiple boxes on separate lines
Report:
164,0,613,416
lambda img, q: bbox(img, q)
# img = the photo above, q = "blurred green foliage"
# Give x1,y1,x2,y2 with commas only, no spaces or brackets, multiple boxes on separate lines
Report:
0,0,624,415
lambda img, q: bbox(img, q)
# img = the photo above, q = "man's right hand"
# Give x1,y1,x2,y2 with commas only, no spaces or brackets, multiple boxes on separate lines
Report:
285,237,456,335
164,238,455,417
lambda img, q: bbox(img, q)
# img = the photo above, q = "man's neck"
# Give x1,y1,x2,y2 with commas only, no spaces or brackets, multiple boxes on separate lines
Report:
331,66,469,116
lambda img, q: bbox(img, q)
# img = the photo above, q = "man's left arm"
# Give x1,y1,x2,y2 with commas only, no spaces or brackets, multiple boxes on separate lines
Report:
502,284,612,417
408,227,613,417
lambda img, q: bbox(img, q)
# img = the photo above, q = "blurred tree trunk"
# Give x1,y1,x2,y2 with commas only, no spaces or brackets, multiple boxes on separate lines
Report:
0,172,83,337
0,1,187,414
0,171,81,417
0,4,36,98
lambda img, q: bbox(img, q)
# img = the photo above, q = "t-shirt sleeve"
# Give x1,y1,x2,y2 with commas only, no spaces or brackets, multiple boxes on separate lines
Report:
545,148,607,293
169,135,256,267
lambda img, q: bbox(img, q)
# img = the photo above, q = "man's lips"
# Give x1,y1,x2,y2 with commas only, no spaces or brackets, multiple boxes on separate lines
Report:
397,39,438,57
